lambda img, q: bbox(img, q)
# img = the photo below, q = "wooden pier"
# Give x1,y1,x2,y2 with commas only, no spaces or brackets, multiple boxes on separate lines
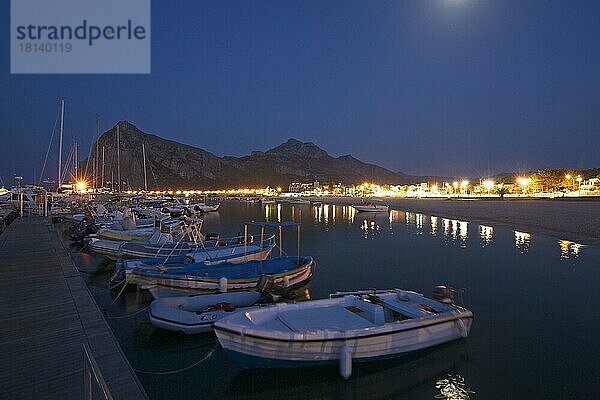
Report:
0,207,17,235
0,217,147,399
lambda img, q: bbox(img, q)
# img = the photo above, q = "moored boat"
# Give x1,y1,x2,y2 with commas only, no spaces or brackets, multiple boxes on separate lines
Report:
214,287,472,378
125,256,314,298
351,202,389,212
149,291,262,334
119,236,274,260
184,203,220,215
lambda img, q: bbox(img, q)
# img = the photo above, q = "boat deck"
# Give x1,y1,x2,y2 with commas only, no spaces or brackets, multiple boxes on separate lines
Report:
0,217,147,399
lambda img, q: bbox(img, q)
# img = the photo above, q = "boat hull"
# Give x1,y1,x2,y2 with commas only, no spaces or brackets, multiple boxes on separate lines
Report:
214,289,472,370
215,314,472,368
149,291,261,334
121,242,273,262
88,238,123,259
97,228,154,241
127,256,314,298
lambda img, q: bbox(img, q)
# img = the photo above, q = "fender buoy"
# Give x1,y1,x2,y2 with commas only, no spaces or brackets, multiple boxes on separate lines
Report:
219,277,228,293
455,318,468,338
339,344,352,379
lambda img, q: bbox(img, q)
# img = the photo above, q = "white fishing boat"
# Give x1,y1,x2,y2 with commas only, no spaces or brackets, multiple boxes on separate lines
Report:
214,286,472,378
95,226,156,241
184,203,220,215
351,202,389,212
149,291,262,334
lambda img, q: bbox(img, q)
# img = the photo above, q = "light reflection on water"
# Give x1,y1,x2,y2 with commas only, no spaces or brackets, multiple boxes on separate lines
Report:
514,231,531,254
559,240,584,260
479,225,493,247
434,374,475,400
268,203,586,260
361,218,380,239
440,218,468,247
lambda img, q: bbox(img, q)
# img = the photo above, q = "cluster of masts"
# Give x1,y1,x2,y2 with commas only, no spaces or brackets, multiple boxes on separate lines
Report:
41,99,149,193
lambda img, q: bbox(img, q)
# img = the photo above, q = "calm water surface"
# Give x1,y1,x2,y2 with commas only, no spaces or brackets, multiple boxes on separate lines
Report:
69,201,600,400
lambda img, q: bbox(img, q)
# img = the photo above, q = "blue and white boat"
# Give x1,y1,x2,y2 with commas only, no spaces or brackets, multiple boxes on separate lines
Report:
214,286,472,378
119,233,275,261
124,256,314,298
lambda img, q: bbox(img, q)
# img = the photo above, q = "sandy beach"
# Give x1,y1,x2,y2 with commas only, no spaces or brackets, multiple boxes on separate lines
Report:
315,197,600,245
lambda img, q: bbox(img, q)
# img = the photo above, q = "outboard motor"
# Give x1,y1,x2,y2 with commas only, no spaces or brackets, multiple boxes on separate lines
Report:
257,274,296,302
257,275,275,294
432,285,453,304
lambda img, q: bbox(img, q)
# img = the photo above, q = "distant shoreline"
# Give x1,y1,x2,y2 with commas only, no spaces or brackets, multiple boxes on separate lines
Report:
309,196,600,245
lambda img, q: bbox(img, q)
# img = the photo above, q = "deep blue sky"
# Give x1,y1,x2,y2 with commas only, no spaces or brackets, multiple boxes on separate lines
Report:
2,0,600,185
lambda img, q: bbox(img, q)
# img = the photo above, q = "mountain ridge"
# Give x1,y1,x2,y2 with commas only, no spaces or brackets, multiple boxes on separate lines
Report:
82,121,432,189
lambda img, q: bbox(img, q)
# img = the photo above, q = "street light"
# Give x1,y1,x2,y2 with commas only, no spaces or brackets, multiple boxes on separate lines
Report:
76,180,87,193
517,177,531,194
577,175,582,192
565,174,575,190
460,180,469,195
482,179,494,194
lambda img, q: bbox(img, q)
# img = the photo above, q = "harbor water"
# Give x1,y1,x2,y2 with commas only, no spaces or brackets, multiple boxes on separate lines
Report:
67,201,600,399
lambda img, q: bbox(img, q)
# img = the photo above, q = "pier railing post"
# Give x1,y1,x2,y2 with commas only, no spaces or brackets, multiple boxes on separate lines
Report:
83,343,114,400
85,358,92,400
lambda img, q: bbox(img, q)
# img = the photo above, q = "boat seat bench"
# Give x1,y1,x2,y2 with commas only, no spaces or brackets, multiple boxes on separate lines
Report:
277,305,377,332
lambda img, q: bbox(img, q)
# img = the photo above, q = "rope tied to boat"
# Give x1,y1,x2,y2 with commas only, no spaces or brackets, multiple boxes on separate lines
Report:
104,304,151,319
133,345,217,375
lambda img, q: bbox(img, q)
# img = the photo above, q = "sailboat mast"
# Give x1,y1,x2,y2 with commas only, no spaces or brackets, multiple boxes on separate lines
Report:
116,124,121,192
58,99,64,189
142,143,148,191
95,114,99,189
74,140,78,180
101,146,105,189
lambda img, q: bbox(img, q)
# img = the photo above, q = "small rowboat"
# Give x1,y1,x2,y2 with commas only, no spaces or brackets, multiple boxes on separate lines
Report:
149,291,262,334
214,287,472,378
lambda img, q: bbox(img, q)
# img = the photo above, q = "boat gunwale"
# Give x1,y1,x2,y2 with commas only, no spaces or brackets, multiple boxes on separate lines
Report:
130,257,313,283
214,309,472,343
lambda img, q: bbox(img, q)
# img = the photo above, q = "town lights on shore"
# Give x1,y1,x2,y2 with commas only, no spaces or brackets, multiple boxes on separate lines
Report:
76,180,87,192
482,179,494,194
482,180,494,190
517,177,531,187
517,177,532,194
460,180,469,188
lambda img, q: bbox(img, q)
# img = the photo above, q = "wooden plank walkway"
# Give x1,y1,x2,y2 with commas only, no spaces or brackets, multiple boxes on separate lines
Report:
0,206,16,234
0,217,147,399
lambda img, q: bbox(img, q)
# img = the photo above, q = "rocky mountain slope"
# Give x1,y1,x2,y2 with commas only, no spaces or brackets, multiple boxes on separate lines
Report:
83,121,418,189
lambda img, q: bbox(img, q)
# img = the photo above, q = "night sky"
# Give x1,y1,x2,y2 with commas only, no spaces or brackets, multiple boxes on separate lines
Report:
1,0,600,185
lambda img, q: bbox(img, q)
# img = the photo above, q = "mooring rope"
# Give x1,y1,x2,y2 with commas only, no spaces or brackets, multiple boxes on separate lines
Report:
105,304,150,319
133,345,217,375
